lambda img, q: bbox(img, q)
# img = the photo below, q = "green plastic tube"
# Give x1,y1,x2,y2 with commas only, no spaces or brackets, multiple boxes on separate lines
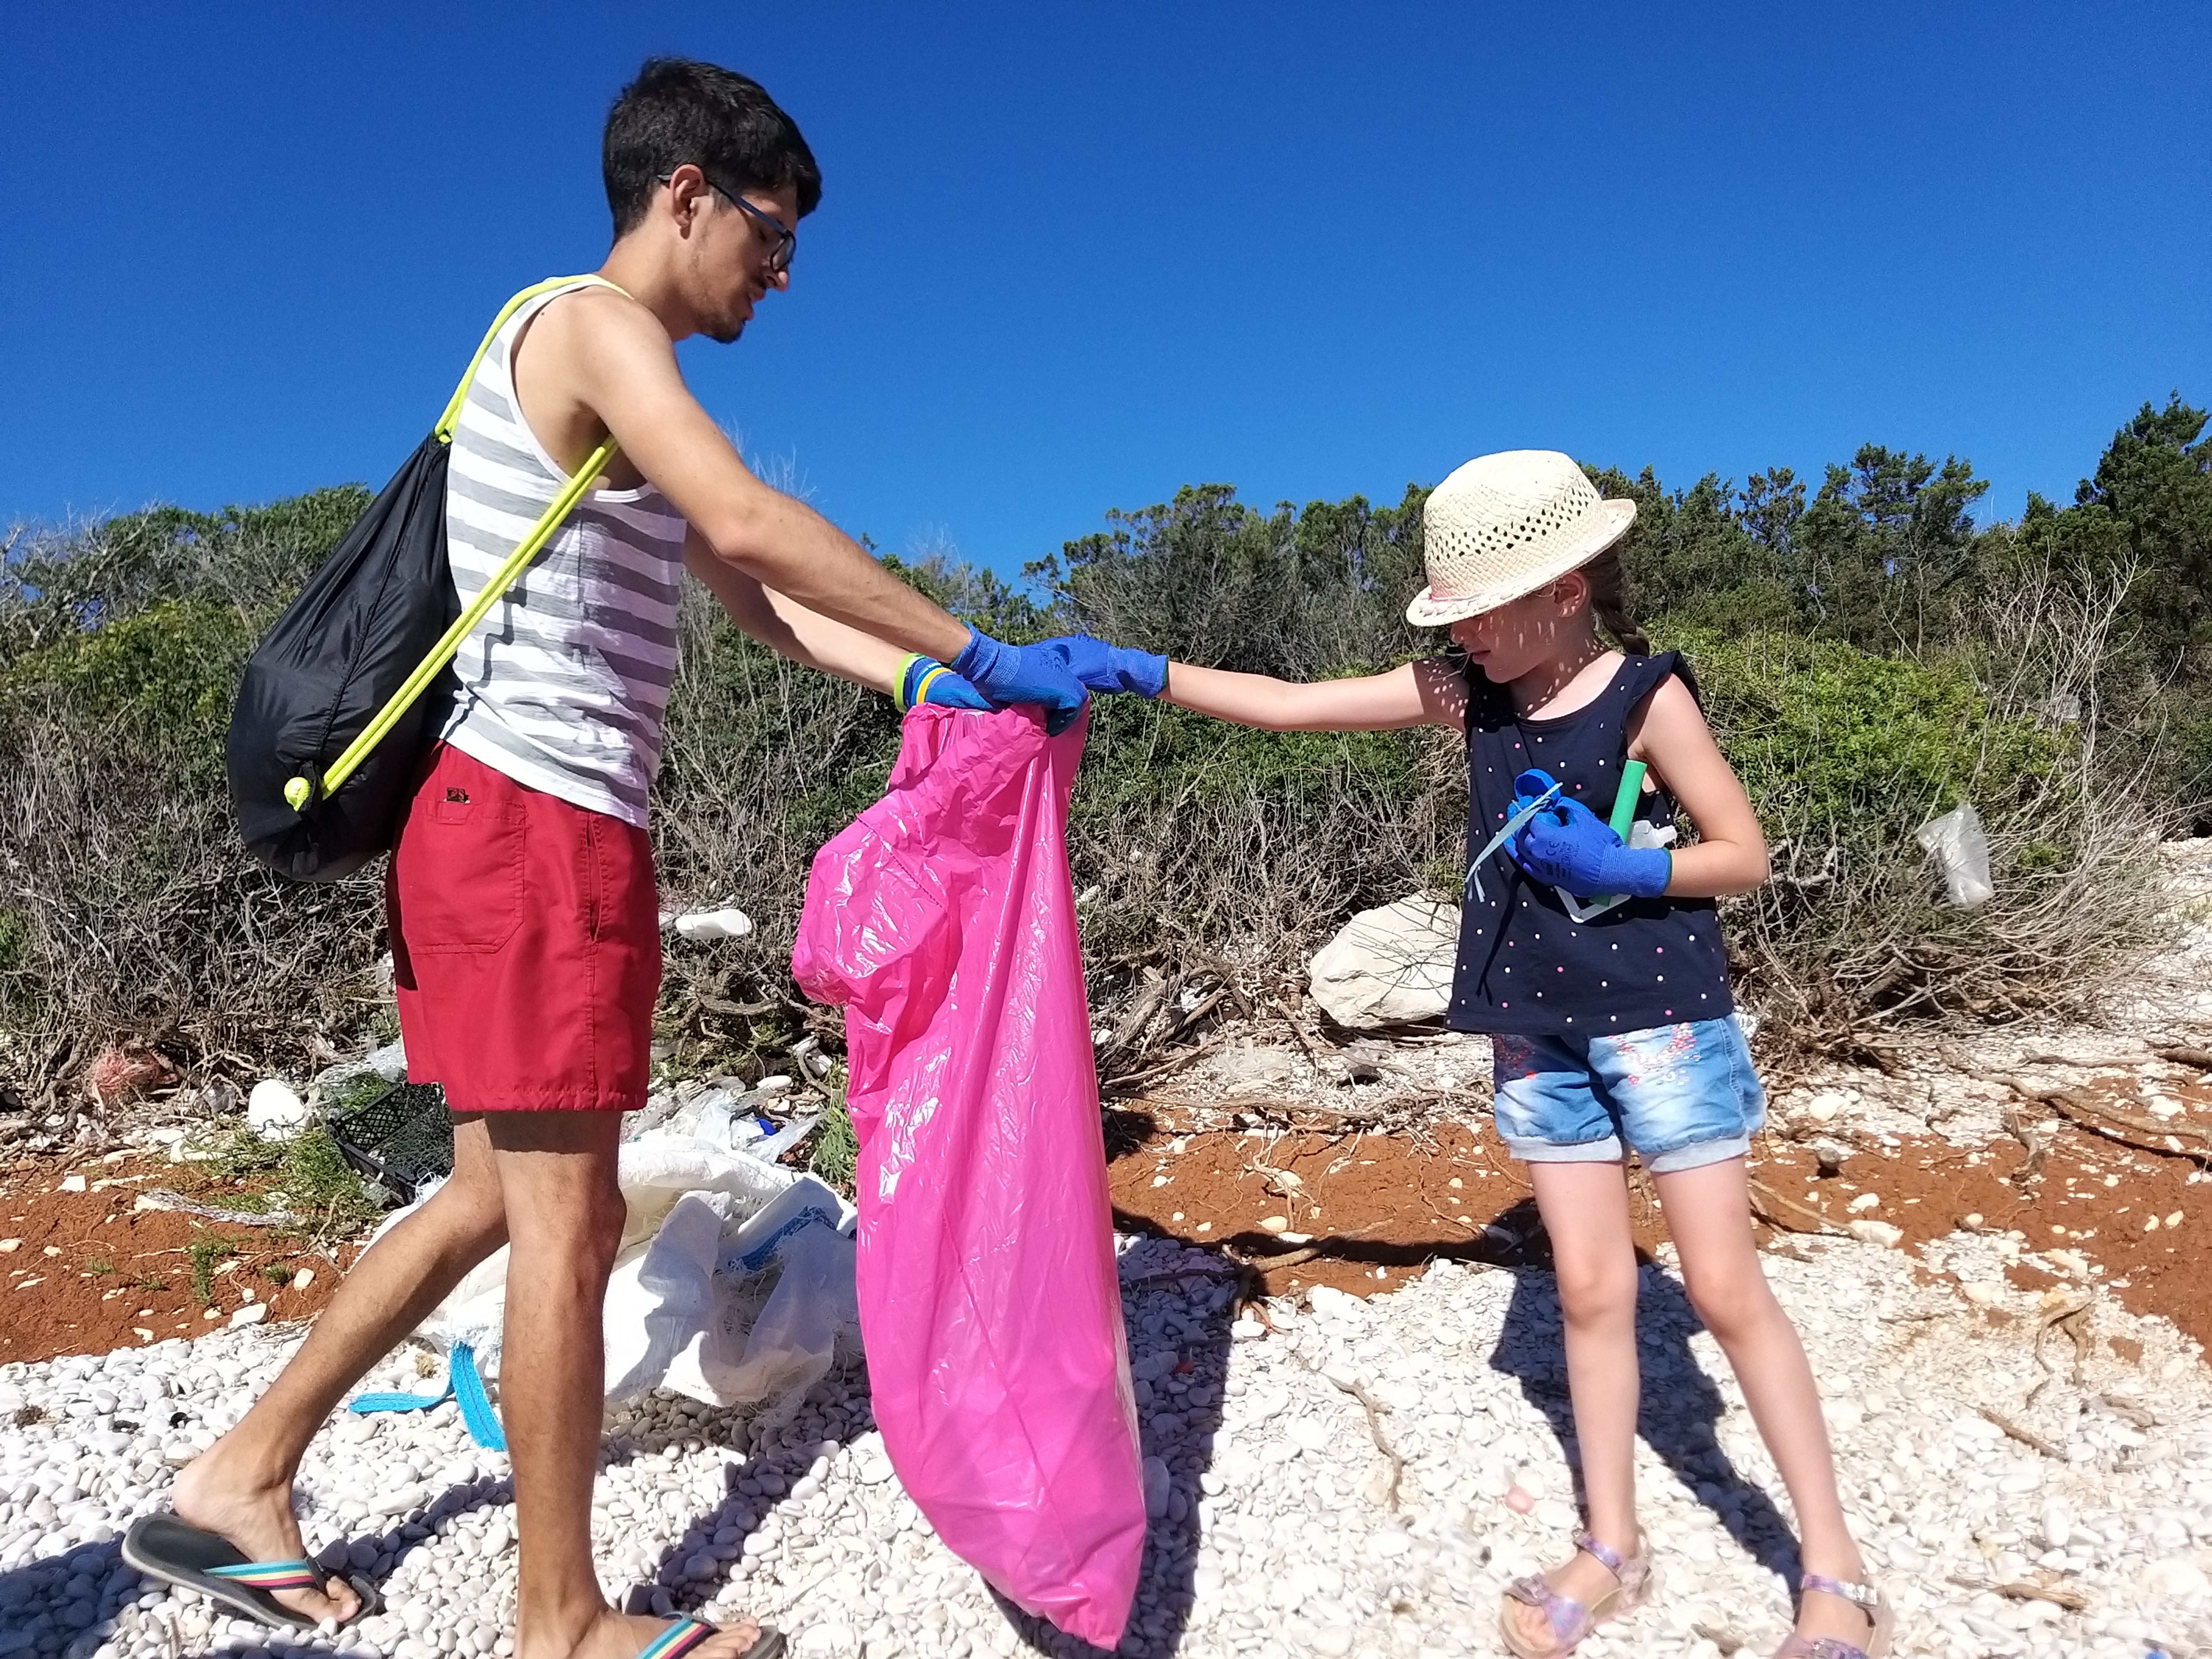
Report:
1607,761,1647,840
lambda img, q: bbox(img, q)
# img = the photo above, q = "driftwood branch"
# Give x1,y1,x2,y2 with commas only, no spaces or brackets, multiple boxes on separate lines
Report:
2002,1107,2050,1186
1101,1030,1237,1094
1229,1220,1394,1278
1327,1373,1404,1512
1097,972,1173,1065
1156,985,1231,1047
1978,1406,2061,1459
2003,1077,2212,1163
2100,1392,2157,1430
2028,1298,2094,1405
1948,1577,2087,1612
1747,1178,1847,1236
1268,993,1343,1079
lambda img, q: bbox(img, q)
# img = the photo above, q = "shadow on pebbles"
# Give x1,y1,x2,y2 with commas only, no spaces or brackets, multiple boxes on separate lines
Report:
2,1226,2211,1659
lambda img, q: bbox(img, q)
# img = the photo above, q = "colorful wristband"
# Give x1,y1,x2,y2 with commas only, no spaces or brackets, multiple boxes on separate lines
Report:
896,653,961,712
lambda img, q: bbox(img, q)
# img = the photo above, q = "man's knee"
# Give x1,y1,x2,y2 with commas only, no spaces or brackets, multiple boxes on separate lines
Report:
487,1110,626,1263
537,1172,626,1259
505,1183,625,1310
423,1116,509,1250
423,1161,510,1253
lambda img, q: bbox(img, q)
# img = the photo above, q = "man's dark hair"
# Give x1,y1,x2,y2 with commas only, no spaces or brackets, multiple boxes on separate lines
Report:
603,58,822,238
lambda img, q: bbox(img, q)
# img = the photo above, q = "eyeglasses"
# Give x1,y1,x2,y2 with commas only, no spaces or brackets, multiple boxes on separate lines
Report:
657,171,796,273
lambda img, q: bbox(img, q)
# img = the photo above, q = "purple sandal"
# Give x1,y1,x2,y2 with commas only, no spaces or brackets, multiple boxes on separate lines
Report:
1772,1572,1893,1659
1499,1530,1655,1659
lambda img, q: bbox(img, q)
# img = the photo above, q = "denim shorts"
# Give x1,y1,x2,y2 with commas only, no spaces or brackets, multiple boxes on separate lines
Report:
1490,1016,1765,1173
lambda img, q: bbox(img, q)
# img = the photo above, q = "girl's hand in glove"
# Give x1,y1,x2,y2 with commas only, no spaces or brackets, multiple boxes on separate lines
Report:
1511,789,1672,899
951,628,1091,733
1040,634,1170,698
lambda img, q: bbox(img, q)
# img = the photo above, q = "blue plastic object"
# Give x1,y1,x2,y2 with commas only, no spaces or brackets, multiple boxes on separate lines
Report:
1509,774,1671,900
1465,776,1565,904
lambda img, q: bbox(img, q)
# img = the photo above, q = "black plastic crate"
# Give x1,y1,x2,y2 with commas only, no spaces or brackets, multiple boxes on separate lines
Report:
325,1080,453,1206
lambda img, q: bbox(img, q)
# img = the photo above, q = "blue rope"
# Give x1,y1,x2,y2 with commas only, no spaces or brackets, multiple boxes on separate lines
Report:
450,1342,507,1452
348,1339,505,1451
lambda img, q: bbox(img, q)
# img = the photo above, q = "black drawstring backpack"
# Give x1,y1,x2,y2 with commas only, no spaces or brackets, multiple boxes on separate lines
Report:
227,276,625,882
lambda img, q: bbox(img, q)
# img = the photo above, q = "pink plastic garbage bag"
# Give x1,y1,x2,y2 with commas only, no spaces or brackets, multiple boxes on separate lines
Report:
792,706,1146,1648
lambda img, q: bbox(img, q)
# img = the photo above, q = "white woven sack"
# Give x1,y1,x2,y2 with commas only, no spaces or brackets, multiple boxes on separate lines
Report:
369,1129,856,1425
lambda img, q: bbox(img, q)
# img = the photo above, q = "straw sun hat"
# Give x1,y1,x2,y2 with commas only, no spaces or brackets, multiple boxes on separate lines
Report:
1403,449,1638,628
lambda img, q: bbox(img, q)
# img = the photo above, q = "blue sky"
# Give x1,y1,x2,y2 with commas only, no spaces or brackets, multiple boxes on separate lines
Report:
4,2,2207,575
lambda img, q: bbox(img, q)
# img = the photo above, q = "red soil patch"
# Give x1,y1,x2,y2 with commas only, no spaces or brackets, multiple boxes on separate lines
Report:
1104,1112,1660,1300
9,1065,2210,1366
1106,1065,2212,1354
1748,1070,2212,1353
0,1151,357,1365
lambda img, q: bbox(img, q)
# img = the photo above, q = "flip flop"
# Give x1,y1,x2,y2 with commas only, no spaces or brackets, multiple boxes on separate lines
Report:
121,1513,382,1629
641,1618,786,1659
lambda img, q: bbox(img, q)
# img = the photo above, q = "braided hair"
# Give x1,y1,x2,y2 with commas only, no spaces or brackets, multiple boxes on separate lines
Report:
1581,548,1650,656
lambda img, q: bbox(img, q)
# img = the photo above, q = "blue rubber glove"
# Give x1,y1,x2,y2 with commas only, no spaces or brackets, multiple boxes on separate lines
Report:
951,628,1091,735
1509,767,1563,827
1038,633,1170,698
895,653,992,712
1511,784,1672,899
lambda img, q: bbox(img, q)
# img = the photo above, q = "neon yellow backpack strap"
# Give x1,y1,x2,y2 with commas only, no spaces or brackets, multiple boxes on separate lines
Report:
432,273,630,442
286,276,635,811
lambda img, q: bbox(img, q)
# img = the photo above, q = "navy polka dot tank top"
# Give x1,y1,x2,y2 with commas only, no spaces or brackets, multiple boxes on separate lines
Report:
1446,650,1737,1037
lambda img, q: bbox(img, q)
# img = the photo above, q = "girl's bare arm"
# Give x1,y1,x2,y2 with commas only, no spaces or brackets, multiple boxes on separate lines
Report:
1162,658,1467,732
1627,677,1769,896
681,530,903,692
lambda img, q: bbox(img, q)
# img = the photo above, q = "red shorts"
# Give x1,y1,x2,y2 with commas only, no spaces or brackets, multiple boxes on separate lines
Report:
387,743,660,1111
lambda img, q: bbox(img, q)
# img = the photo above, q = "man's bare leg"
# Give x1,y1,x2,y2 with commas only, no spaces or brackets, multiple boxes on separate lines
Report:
491,1111,763,1659
172,1115,508,1623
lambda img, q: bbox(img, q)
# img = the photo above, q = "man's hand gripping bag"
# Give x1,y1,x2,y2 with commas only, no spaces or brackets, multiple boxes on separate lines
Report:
792,707,1145,1648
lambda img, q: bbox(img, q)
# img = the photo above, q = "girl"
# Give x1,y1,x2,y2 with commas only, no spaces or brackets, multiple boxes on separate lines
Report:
1108,450,1889,1659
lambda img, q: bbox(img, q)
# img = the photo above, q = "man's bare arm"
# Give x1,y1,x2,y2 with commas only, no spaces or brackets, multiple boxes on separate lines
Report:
543,287,970,660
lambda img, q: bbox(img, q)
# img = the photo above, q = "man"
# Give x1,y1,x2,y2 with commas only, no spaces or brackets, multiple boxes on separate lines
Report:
130,58,1124,1659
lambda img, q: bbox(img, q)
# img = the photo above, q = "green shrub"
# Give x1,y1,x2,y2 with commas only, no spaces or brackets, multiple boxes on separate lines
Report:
2,597,253,746
0,487,367,672
1063,694,1457,974
184,1116,378,1233
1663,626,2155,1036
1075,697,1422,809
279,1123,380,1229
807,1072,859,1195
0,430,2188,1095
186,1235,235,1307
1673,626,2075,851
0,510,386,1085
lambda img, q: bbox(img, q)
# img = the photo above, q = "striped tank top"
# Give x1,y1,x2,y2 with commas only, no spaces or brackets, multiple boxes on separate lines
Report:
439,278,689,827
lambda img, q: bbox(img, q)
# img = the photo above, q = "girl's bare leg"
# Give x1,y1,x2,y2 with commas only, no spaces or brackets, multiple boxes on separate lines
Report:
1654,1157,1873,1649
1508,1160,1647,1649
